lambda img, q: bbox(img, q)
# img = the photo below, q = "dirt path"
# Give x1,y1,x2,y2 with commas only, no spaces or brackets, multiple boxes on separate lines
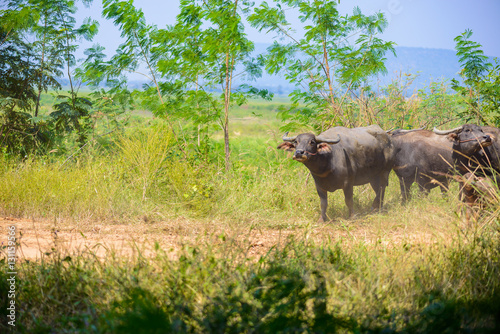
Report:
0,216,450,261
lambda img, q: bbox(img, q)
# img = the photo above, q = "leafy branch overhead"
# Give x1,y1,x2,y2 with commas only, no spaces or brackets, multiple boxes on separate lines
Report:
89,0,273,170
451,29,500,126
248,0,395,130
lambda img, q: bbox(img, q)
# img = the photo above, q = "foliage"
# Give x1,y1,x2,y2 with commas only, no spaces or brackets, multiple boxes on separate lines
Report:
3,224,500,333
0,92,475,222
0,121,311,221
99,0,272,170
0,93,499,332
116,123,174,201
373,73,461,129
248,0,395,131
0,0,100,153
451,29,500,126
0,10,57,155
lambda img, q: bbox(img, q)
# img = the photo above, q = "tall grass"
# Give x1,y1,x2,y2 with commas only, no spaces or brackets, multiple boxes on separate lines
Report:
0,120,494,227
0,121,322,224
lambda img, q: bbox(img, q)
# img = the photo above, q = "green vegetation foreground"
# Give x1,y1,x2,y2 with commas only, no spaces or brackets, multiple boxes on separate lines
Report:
0,117,500,332
1,218,500,332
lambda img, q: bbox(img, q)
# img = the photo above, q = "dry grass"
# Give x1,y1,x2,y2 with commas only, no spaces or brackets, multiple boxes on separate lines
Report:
0,184,472,263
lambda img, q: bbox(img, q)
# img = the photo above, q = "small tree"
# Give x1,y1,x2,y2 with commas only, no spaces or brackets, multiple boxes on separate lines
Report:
249,0,395,131
101,0,271,170
0,2,58,155
100,0,188,161
0,0,99,153
156,0,271,170
48,0,99,147
451,29,500,126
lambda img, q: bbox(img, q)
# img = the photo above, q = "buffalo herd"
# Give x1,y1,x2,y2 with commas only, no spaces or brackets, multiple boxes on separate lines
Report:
278,124,500,222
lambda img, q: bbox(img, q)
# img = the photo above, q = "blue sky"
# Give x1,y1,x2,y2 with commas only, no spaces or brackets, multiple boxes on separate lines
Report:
77,0,500,58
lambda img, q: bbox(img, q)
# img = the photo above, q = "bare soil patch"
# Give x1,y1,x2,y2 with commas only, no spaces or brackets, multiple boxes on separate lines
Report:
0,216,452,261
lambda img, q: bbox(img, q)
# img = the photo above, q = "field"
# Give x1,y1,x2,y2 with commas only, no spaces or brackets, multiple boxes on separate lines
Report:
1,97,500,333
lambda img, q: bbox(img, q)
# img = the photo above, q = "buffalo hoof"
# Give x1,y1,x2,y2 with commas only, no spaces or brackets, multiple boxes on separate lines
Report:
318,216,329,223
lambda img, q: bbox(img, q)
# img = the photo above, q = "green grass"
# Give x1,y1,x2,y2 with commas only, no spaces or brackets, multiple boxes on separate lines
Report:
1,95,499,332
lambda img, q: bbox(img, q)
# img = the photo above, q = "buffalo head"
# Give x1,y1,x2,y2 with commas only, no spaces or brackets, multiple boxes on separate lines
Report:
433,124,492,156
278,132,341,162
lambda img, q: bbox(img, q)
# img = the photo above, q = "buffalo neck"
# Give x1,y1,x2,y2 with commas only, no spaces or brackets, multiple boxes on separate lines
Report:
452,142,481,174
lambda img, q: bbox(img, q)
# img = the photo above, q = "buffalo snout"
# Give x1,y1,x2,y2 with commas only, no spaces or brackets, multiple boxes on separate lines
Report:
293,149,307,162
481,134,492,146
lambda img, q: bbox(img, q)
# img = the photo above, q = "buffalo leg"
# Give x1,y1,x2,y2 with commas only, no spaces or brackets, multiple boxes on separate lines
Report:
370,178,386,211
316,187,328,223
417,181,431,197
399,176,413,203
343,186,354,218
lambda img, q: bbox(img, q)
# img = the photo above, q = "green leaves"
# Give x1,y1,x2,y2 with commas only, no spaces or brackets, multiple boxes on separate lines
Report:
451,29,500,126
249,0,394,130
146,0,271,168
102,0,158,77
0,0,106,154
454,29,490,82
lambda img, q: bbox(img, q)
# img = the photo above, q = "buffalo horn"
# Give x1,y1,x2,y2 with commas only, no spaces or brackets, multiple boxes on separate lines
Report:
316,134,341,144
398,127,424,133
433,126,463,135
282,132,297,142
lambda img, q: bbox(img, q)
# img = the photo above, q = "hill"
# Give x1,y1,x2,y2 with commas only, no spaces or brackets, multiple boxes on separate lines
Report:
60,45,496,94
250,44,466,94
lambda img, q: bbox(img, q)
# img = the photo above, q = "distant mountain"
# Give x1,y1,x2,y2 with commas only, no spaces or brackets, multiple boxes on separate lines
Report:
58,45,496,95
379,46,462,88
249,44,467,94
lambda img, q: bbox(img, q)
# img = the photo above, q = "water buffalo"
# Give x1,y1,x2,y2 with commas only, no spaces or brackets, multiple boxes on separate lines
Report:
391,124,492,202
278,125,394,222
473,126,500,173
460,172,499,223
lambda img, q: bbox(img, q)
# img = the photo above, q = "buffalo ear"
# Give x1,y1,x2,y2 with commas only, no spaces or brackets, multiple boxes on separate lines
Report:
447,133,458,142
277,142,295,151
317,143,332,154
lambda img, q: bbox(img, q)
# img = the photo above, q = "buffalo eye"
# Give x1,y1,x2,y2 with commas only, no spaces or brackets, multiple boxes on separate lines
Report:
310,140,316,145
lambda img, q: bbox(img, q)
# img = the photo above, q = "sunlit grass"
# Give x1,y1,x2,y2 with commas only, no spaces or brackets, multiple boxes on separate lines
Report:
1,97,499,332
4,221,499,333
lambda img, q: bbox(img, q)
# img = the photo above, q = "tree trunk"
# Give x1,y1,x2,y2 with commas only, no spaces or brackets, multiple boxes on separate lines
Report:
223,51,231,171
35,16,48,118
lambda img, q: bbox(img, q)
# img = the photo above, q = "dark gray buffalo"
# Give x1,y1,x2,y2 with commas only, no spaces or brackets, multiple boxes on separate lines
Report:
469,126,499,173
433,125,500,174
391,124,492,202
460,172,499,223
278,125,394,222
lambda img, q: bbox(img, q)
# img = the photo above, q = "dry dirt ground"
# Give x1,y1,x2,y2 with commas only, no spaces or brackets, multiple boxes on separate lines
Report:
0,215,454,262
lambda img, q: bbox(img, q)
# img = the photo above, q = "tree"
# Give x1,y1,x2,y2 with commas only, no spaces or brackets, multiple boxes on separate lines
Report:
248,0,395,131
101,0,271,170
0,3,57,155
159,0,271,170
100,0,186,158
451,29,500,126
0,0,99,154
47,0,99,146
